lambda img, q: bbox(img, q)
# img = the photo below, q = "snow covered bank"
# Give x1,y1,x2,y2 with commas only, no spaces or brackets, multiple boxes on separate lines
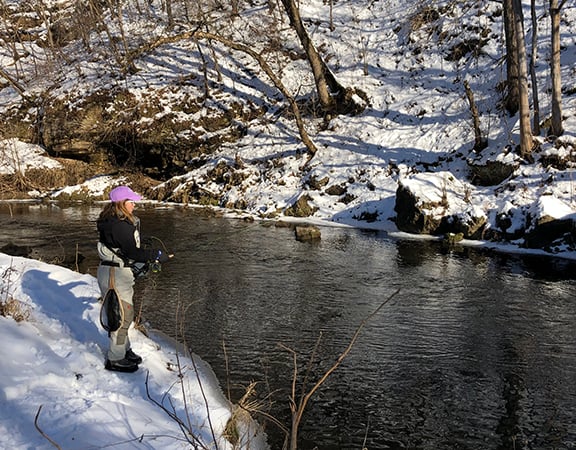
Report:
0,252,268,449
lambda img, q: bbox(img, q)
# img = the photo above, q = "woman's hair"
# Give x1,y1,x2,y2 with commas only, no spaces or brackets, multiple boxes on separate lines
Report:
98,201,136,224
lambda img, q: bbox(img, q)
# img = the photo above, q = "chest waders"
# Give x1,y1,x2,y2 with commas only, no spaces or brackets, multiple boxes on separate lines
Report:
97,264,135,361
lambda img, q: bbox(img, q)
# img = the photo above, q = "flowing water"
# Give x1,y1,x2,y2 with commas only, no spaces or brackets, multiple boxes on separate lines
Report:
2,202,576,450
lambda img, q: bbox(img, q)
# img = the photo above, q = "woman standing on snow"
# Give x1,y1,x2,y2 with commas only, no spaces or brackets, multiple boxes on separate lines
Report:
96,185,172,373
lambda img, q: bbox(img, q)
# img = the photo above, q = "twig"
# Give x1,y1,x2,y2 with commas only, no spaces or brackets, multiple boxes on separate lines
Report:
277,343,298,415
285,288,400,449
0,66,27,97
135,30,318,157
305,289,399,407
240,403,289,435
362,416,371,450
34,405,62,450
188,351,220,449
299,331,323,402
222,339,231,401
175,350,195,435
174,298,219,449
74,243,80,272
144,371,206,448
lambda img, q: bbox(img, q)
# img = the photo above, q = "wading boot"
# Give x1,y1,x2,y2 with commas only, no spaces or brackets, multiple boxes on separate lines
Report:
125,348,143,365
105,358,138,373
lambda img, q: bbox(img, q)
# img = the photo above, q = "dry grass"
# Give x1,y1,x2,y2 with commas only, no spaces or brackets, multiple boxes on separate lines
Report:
1,265,31,322
0,297,31,322
0,157,101,200
223,381,282,447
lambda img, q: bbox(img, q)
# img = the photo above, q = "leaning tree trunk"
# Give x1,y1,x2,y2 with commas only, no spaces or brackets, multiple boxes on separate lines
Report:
549,0,564,137
464,80,488,152
503,0,520,116
280,0,363,115
512,0,534,158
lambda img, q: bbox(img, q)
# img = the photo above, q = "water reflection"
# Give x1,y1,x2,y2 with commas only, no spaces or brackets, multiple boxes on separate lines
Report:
1,203,576,449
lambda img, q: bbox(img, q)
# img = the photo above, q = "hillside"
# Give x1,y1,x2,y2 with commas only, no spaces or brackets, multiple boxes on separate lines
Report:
1,0,576,256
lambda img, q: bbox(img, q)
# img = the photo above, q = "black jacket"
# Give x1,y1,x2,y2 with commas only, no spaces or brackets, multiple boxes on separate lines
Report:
97,216,159,263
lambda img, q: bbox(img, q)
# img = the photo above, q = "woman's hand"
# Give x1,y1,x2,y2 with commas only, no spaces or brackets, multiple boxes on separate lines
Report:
156,250,174,263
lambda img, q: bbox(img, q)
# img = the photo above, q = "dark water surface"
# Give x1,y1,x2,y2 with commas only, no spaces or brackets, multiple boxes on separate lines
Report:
2,202,576,449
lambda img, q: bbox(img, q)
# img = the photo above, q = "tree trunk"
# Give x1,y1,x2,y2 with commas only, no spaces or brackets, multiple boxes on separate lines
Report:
503,0,520,116
165,0,174,30
231,0,240,16
280,0,363,115
549,0,564,137
529,0,540,136
512,0,533,158
280,0,339,110
464,80,488,152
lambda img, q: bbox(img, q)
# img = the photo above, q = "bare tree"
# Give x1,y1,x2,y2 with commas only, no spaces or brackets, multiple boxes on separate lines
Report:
512,0,534,157
503,0,519,115
529,0,540,136
86,0,127,72
231,0,240,16
280,0,365,116
549,0,566,137
327,0,335,32
105,0,135,73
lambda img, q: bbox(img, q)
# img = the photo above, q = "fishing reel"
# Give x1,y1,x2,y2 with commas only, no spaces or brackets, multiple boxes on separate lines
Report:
150,260,162,273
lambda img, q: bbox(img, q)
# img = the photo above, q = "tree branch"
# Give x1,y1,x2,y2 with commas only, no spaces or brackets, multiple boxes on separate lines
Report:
283,288,401,449
0,67,27,98
193,31,318,157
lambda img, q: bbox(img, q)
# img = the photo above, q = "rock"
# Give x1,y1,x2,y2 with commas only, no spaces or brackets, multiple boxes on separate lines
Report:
325,184,347,196
523,196,576,249
0,243,34,257
308,175,329,190
469,159,517,186
274,221,293,228
443,232,464,245
394,179,443,234
284,194,318,217
494,203,526,240
438,211,487,239
353,210,379,223
441,232,465,252
467,147,520,186
394,171,487,238
294,225,321,242
51,139,95,162
524,217,574,249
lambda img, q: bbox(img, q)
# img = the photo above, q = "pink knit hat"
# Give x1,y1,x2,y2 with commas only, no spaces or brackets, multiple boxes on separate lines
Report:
109,186,142,202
